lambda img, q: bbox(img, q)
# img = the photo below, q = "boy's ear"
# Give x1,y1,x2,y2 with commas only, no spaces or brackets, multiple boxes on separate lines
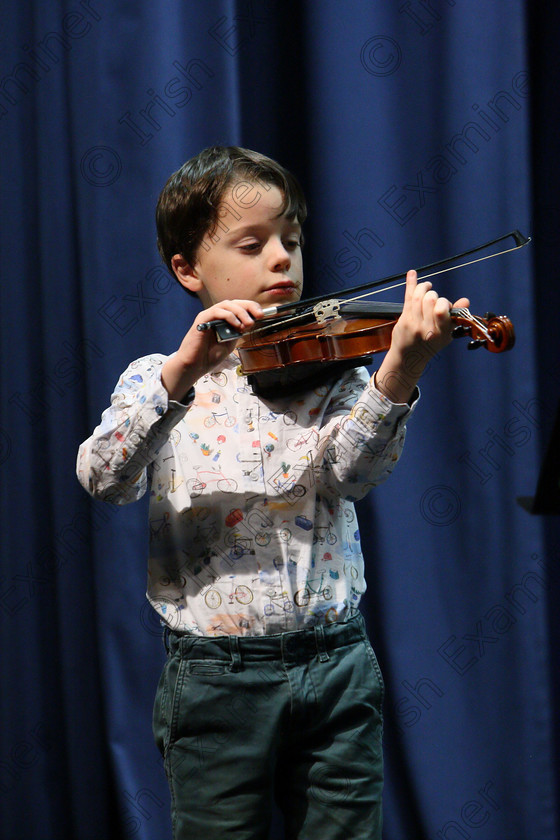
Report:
171,254,203,294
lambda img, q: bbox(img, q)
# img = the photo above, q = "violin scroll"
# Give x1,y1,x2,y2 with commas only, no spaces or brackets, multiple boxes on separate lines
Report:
451,309,515,353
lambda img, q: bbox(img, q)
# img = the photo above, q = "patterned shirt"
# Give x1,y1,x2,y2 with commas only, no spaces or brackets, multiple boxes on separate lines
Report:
77,352,417,636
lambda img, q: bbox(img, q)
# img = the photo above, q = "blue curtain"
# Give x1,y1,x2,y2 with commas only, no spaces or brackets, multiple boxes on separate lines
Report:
1,1,558,838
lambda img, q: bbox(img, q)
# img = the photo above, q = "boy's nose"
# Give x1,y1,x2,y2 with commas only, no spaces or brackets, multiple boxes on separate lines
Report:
270,240,291,271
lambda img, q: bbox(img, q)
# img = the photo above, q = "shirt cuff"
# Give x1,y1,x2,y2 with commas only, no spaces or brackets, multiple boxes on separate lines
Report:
151,371,193,428
169,386,196,409
350,379,419,439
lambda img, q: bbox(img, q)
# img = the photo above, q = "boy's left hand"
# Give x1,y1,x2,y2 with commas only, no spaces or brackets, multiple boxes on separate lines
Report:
374,270,470,404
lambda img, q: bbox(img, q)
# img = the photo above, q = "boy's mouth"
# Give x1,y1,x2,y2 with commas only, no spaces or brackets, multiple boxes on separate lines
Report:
265,280,298,296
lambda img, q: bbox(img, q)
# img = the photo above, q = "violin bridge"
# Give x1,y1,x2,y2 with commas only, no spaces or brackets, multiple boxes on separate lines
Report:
313,299,341,324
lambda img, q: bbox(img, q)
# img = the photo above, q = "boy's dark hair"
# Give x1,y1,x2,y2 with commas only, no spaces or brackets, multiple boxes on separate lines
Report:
156,146,307,288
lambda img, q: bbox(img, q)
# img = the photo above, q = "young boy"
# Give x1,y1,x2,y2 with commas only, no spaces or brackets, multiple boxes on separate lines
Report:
77,146,468,839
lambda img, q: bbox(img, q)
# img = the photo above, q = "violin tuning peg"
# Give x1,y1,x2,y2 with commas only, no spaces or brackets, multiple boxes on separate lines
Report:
467,339,487,350
484,311,496,320
452,325,469,339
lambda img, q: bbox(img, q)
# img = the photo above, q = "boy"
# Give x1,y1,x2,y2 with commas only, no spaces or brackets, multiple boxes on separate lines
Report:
77,146,468,839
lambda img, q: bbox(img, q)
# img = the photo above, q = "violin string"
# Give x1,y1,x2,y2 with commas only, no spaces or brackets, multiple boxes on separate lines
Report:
248,282,406,336
451,307,492,340
246,295,490,340
246,307,317,336
462,310,492,339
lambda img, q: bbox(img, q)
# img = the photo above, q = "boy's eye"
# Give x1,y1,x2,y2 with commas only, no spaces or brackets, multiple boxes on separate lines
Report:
238,237,301,253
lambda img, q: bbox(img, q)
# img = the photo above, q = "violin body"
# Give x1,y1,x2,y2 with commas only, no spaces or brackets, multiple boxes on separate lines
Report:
237,303,402,375
236,302,515,395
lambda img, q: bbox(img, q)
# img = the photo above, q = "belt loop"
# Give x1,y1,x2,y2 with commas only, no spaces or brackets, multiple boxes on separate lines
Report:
229,635,242,671
314,624,330,662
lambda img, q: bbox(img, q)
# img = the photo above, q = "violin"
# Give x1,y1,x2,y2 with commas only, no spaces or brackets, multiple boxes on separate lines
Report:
197,229,528,396
234,301,515,395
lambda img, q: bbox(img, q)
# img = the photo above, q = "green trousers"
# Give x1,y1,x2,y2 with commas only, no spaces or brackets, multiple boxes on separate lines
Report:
153,611,384,839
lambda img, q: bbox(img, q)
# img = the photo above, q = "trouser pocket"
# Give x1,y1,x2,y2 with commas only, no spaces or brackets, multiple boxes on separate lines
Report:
153,653,187,757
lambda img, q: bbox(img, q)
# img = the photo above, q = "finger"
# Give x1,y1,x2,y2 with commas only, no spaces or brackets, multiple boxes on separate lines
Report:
433,296,452,319
242,300,266,320
200,300,262,330
410,283,435,322
404,270,418,303
228,300,264,329
406,271,436,310
220,300,263,327
452,297,470,309
411,281,434,302
195,304,239,330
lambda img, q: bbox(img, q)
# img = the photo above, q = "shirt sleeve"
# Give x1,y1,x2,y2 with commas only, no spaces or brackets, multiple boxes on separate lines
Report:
76,354,193,504
312,366,419,501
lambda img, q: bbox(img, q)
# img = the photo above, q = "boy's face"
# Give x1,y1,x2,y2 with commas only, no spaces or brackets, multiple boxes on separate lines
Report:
173,182,303,308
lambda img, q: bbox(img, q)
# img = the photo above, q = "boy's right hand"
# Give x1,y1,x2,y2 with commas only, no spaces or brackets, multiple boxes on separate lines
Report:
161,300,264,402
